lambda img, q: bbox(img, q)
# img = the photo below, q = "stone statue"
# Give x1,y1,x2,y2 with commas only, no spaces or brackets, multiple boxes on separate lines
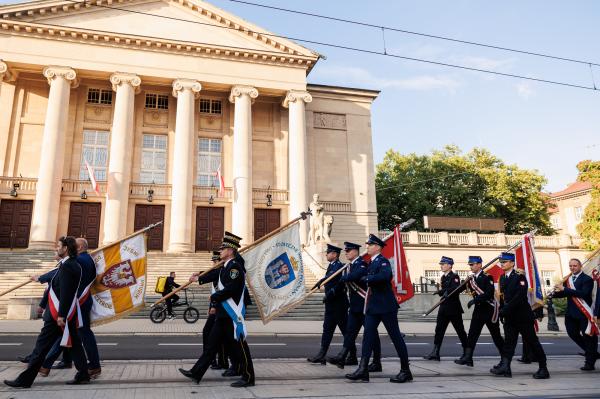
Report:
308,193,332,244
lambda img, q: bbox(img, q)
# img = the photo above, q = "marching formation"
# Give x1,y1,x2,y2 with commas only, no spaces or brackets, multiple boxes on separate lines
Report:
2,227,600,390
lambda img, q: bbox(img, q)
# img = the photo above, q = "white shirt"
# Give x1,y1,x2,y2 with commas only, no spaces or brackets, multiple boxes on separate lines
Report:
370,253,380,262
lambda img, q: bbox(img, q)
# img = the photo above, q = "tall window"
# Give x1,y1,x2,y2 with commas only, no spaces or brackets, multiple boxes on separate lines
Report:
542,271,555,289
140,134,167,184
574,206,584,221
197,138,222,186
79,130,109,181
551,215,561,230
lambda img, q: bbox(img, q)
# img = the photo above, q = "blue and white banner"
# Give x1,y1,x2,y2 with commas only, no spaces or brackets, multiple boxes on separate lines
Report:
243,223,305,323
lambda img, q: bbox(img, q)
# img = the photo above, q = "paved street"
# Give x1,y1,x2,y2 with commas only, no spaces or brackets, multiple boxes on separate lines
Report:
0,334,587,360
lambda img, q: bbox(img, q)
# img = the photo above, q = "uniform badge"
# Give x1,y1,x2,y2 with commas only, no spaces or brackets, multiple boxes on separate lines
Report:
520,281,525,286
454,278,459,283
230,269,239,280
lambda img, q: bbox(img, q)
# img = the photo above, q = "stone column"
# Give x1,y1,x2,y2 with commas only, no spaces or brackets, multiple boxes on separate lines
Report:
168,79,201,253
283,90,312,244
29,66,78,250
229,85,258,244
0,60,17,174
102,73,141,245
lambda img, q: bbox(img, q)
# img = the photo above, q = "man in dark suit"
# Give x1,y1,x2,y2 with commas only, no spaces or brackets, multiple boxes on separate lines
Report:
345,234,412,383
307,244,349,364
204,251,230,371
423,256,468,361
4,236,90,388
490,252,549,379
163,272,181,319
327,242,381,370
455,256,504,367
179,232,254,388
553,258,598,370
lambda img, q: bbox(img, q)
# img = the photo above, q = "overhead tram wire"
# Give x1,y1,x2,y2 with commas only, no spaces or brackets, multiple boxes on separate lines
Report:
48,0,598,92
227,0,600,68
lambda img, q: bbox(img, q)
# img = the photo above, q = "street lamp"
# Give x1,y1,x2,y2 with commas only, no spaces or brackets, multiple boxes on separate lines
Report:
80,190,87,200
147,189,154,203
9,183,19,197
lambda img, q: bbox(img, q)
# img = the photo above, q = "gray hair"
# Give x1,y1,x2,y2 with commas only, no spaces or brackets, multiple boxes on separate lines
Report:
76,237,89,251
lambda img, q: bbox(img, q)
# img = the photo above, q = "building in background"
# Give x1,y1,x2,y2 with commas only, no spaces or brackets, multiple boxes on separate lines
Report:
548,181,592,237
0,0,379,252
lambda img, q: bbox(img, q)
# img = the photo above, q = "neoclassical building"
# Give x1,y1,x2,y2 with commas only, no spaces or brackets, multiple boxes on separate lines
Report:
0,0,379,252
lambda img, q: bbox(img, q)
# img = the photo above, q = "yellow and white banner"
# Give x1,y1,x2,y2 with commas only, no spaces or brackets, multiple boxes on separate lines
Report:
89,232,147,326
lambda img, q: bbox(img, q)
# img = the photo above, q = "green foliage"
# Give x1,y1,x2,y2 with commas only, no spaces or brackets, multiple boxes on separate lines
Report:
551,297,567,316
376,145,554,234
576,160,600,250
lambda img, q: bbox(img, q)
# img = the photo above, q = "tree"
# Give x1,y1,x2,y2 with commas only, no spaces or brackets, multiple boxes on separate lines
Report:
376,145,554,235
576,160,600,250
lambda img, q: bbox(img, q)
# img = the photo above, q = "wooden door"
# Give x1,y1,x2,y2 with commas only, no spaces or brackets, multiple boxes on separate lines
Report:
195,207,224,252
67,202,102,249
254,208,280,240
0,200,33,248
134,204,165,251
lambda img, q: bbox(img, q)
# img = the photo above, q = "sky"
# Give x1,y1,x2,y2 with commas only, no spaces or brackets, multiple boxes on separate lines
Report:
2,0,599,192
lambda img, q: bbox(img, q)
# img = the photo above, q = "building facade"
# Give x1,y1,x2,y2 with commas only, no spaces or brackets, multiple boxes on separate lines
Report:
0,0,379,252
548,181,592,237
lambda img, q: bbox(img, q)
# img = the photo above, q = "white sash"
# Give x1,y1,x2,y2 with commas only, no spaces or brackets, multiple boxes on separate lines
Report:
217,272,247,341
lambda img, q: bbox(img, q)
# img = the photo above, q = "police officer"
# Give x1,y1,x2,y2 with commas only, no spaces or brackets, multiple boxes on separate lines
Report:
490,252,549,379
454,256,504,367
327,242,382,371
180,232,255,388
423,256,468,361
552,258,598,370
204,251,229,371
346,234,412,383
307,244,349,364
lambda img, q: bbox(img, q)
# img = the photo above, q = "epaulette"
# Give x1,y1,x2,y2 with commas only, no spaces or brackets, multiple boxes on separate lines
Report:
515,268,525,275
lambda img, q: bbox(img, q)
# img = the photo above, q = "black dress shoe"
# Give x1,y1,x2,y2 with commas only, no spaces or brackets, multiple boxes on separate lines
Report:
52,361,73,369
178,368,199,384
581,364,595,371
65,377,90,385
4,379,31,389
17,355,30,364
222,368,240,377
390,369,413,383
231,379,254,388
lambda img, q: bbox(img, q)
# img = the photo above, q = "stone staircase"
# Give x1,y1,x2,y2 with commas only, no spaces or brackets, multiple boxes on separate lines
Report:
0,250,323,320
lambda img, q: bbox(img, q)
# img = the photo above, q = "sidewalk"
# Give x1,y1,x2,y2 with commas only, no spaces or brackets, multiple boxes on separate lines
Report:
1,357,598,398
0,317,568,337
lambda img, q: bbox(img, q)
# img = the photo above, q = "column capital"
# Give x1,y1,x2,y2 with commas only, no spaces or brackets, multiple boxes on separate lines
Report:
172,79,202,98
43,66,78,88
110,72,141,94
0,60,17,82
282,90,312,108
229,85,258,104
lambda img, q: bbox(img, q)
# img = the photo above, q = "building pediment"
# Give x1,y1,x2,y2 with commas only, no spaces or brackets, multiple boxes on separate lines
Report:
0,0,319,71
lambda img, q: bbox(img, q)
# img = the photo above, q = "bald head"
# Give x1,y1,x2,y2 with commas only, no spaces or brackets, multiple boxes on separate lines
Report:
76,237,89,254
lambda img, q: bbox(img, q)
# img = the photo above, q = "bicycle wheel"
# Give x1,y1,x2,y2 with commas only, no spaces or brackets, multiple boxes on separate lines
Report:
183,307,200,323
150,307,167,323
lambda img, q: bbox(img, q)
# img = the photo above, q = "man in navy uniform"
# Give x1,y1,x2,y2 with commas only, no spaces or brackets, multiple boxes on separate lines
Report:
553,258,598,370
454,256,504,367
180,232,255,388
327,242,382,371
4,236,90,388
346,234,412,383
490,252,549,379
204,250,230,371
307,244,349,364
423,256,468,361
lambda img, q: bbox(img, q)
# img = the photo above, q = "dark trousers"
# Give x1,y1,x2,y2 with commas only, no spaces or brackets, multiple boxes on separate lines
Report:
191,317,254,383
164,293,179,316
320,305,348,351
361,311,410,369
565,316,599,365
467,308,504,355
42,310,100,369
343,311,381,359
434,312,468,348
502,318,546,365
203,313,229,368
15,320,88,386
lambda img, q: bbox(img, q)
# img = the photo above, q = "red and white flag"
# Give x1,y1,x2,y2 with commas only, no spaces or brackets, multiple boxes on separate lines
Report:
215,164,225,198
85,160,100,196
363,226,414,305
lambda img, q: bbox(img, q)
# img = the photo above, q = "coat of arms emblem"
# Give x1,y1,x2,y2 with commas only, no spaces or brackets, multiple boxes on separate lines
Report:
101,260,137,289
